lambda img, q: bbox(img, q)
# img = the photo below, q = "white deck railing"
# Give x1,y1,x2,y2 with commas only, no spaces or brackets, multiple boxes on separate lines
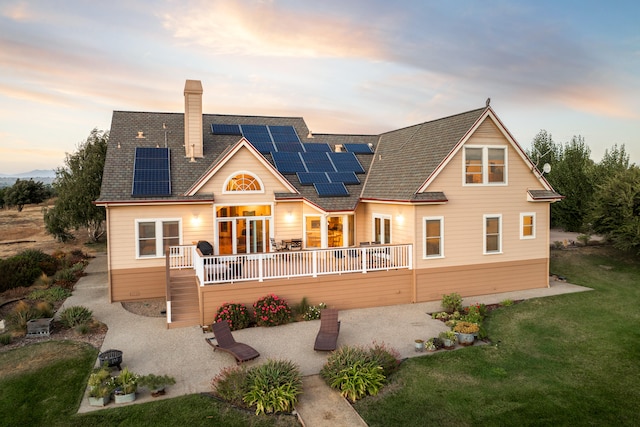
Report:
168,244,412,285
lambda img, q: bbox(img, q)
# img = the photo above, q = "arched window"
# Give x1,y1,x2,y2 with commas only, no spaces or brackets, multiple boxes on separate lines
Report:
224,173,262,192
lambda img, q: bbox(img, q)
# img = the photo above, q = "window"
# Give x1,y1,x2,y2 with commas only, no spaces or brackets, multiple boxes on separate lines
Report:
223,172,263,193
136,219,181,258
484,214,502,254
521,213,536,239
464,146,506,184
373,214,391,244
423,217,444,258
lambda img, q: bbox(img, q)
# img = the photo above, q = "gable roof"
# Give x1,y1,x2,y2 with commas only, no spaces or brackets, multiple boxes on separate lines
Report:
361,108,486,201
97,104,561,209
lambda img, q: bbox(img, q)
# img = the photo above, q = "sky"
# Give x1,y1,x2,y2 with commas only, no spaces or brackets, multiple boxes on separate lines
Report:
0,0,639,175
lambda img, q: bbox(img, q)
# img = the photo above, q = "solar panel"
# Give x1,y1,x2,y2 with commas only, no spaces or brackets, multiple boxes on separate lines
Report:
132,147,171,196
211,124,242,135
301,152,336,172
269,125,300,143
274,141,304,152
302,143,331,152
343,143,374,153
272,152,306,174
249,141,276,154
328,152,365,173
314,182,349,197
327,171,360,184
297,172,330,185
240,125,272,143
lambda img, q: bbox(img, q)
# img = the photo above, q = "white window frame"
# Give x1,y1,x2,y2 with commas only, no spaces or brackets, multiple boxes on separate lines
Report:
423,216,444,259
483,214,502,255
135,218,182,259
520,212,536,239
222,170,265,194
372,213,392,244
463,146,508,186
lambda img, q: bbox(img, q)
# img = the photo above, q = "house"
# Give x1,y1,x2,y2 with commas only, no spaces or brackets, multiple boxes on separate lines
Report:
96,80,562,328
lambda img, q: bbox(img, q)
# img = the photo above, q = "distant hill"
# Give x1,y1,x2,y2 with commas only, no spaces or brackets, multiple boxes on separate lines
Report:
0,170,56,188
0,169,57,178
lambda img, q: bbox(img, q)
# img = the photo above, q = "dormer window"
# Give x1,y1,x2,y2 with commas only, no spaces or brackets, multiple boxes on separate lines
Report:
223,172,264,193
464,146,507,185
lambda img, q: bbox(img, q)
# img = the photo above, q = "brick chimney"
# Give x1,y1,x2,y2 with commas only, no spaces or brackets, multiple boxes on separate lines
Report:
184,79,203,158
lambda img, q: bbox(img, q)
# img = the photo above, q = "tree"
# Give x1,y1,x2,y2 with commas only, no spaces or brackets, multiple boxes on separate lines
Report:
43,129,108,242
546,136,595,232
526,130,559,174
4,179,48,211
590,166,640,254
592,144,632,186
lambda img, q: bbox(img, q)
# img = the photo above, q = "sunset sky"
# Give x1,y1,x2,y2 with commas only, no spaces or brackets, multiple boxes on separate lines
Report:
1,0,638,175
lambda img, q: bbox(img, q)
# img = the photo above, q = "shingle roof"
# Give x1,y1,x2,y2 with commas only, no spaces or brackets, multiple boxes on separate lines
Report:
361,108,486,201
98,106,554,211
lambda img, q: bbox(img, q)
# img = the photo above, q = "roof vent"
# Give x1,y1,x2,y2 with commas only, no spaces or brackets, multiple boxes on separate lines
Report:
335,144,343,153
136,131,146,139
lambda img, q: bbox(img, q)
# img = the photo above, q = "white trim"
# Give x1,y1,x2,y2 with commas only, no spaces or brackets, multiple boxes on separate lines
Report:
462,145,508,186
418,109,554,192
135,218,182,259
372,213,392,244
185,138,298,195
303,214,324,249
222,170,265,194
483,214,502,255
520,212,536,239
422,216,444,259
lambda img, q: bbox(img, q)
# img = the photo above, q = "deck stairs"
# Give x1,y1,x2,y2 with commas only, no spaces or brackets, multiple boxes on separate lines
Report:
167,270,200,329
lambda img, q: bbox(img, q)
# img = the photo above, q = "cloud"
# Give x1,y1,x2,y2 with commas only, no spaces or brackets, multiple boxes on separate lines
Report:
161,0,385,59
1,1,33,22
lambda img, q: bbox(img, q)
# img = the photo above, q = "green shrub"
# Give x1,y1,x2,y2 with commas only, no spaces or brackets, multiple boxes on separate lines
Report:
320,345,370,382
214,302,252,331
243,359,302,414
253,294,292,327
293,297,310,317
329,360,386,403
58,305,92,328
53,268,76,284
18,249,58,276
441,292,463,312
367,341,401,377
212,365,249,407
75,323,90,335
0,256,42,292
27,286,72,303
0,333,12,345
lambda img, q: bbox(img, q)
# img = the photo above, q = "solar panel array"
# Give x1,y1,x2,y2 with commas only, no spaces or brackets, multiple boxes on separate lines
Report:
210,123,373,196
343,143,374,153
132,147,171,197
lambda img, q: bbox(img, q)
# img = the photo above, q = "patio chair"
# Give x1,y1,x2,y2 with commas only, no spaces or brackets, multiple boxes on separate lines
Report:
314,309,340,351
205,321,260,364
270,238,286,251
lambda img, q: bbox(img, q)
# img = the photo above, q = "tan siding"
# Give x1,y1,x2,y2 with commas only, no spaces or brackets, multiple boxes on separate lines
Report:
415,116,551,269
415,258,548,302
197,147,291,203
108,204,214,271
273,202,304,241
199,270,413,326
111,266,165,301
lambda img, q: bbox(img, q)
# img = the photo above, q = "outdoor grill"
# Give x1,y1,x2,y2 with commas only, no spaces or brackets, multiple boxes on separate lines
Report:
98,349,123,370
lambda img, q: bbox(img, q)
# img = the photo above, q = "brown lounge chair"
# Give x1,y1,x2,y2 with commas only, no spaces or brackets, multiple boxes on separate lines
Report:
314,309,340,351
205,321,260,364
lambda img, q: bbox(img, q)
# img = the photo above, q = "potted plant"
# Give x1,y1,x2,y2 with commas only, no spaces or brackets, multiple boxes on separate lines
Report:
139,374,176,397
414,339,425,352
439,330,457,349
87,365,113,407
113,367,139,403
453,321,480,346
425,338,437,352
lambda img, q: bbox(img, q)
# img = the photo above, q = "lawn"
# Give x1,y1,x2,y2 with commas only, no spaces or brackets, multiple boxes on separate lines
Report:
354,246,640,426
